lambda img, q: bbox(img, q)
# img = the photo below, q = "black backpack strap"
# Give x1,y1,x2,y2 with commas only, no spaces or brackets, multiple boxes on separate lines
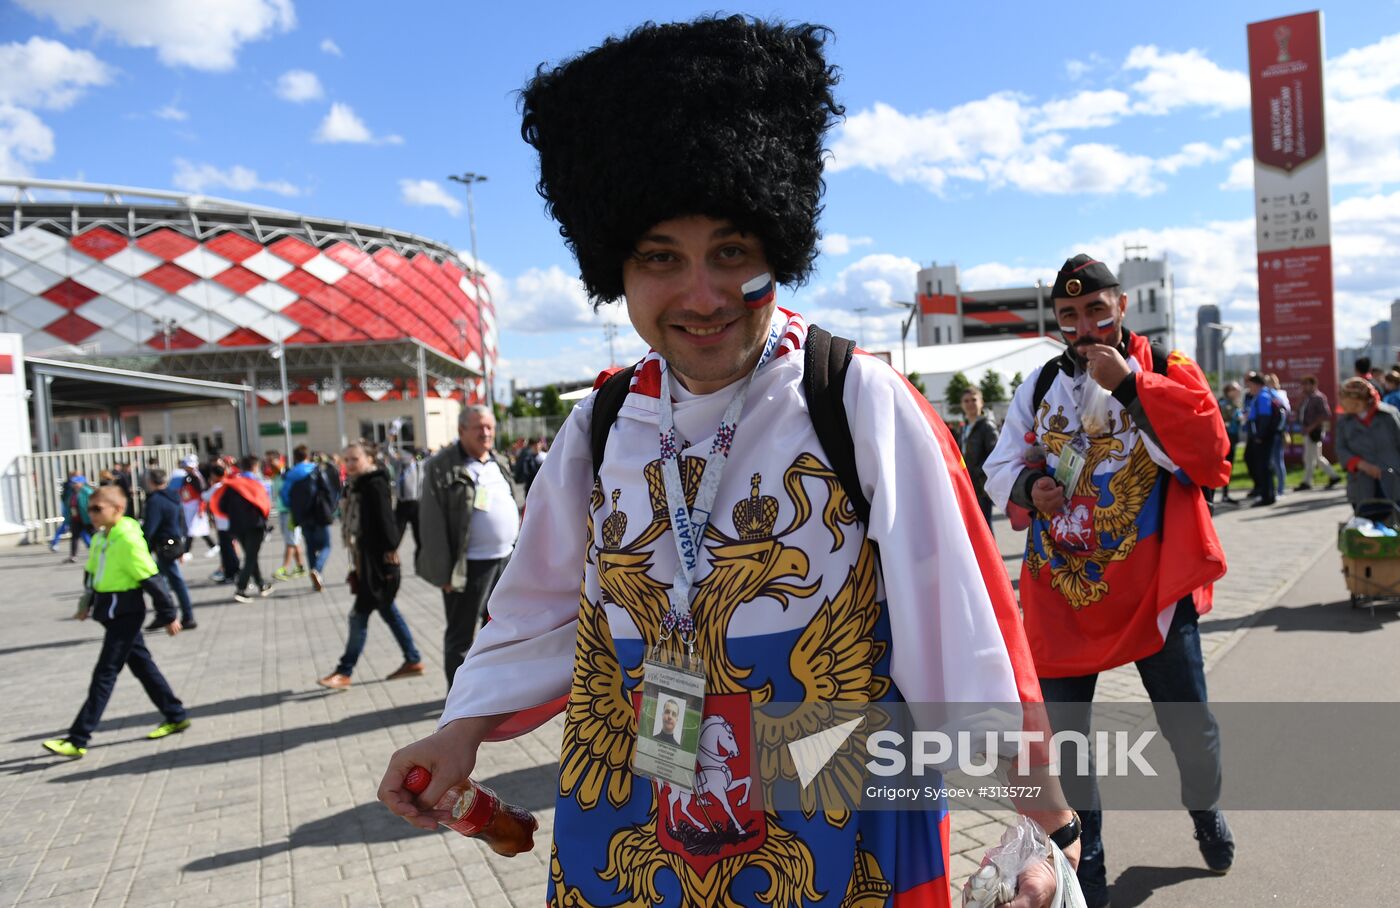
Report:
1148,342,1170,376
803,324,870,527
590,365,637,480
1031,354,1068,414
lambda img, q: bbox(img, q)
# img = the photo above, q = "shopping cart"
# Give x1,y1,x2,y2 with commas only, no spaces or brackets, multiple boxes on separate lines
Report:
1339,499,1400,609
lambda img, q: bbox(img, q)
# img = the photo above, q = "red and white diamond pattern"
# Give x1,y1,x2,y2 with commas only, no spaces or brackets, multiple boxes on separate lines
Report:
0,224,495,399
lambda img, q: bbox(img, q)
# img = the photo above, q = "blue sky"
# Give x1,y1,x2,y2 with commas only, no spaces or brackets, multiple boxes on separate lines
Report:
4,0,1399,390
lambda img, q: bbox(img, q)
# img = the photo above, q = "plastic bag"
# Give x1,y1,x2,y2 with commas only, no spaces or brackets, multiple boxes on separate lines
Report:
1078,379,1114,436
961,816,1086,907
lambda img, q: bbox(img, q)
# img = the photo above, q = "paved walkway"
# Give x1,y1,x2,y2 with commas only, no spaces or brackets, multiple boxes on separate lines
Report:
0,489,1350,907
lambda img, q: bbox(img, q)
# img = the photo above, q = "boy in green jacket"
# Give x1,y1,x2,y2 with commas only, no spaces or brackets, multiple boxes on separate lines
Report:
43,486,190,758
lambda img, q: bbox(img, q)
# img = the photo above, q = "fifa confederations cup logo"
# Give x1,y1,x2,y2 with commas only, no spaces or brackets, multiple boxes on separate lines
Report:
1275,25,1292,63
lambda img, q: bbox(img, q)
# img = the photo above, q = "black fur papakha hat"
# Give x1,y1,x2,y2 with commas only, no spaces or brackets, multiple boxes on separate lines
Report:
519,16,844,304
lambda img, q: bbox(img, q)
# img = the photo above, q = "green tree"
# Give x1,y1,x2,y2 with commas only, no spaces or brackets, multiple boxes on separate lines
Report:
945,371,973,409
539,385,564,417
979,370,1007,404
508,395,539,418
1010,371,1024,393
906,371,927,396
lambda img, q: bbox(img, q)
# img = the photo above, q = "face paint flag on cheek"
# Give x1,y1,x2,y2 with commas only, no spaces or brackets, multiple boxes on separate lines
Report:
1095,316,1116,329
742,272,775,309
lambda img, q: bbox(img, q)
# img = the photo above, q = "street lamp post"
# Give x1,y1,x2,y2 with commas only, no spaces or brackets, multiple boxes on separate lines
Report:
891,301,918,375
269,342,293,460
1205,322,1234,385
448,172,489,407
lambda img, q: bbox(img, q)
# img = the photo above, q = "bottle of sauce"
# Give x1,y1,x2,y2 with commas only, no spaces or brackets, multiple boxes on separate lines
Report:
403,767,538,857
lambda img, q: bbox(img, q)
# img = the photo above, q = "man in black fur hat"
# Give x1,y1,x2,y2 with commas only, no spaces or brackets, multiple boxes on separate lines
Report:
381,17,1076,906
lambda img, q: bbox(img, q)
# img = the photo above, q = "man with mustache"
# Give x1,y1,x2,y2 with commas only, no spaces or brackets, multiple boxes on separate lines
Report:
984,255,1236,907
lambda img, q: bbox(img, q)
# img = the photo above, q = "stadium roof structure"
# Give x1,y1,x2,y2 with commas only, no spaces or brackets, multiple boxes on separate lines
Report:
0,178,494,401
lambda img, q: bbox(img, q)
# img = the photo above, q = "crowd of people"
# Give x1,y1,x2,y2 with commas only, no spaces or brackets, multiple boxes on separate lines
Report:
42,406,539,759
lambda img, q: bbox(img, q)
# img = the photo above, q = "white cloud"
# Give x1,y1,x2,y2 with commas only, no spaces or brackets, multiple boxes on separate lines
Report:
314,102,402,145
17,0,294,71
172,158,300,197
399,179,462,216
1328,32,1400,100
960,262,1048,291
1156,135,1248,174
320,38,342,57
1033,90,1132,133
496,265,596,334
0,36,112,109
800,253,922,347
821,233,873,257
1123,45,1250,114
997,142,1162,196
275,69,323,103
1064,54,1107,82
154,103,187,121
499,327,650,388
0,104,55,178
1220,157,1253,191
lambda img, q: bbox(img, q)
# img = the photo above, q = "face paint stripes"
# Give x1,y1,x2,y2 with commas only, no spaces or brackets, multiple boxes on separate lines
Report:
1061,325,1079,335
741,272,775,309
1095,316,1116,329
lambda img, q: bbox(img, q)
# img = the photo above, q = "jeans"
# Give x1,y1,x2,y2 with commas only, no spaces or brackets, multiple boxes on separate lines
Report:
1038,596,1223,899
68,610,186,747
1300,436,1339,484
234,528,265,591
1271,432,1286,495
302,523,332,573
335,602,421,676
442,557,507,688
157,555,194,624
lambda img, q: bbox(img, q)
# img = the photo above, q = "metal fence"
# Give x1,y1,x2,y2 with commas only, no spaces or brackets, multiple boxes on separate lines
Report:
10,444,197,545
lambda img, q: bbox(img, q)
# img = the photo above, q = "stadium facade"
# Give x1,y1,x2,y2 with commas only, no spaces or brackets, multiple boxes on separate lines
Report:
1,179,492,455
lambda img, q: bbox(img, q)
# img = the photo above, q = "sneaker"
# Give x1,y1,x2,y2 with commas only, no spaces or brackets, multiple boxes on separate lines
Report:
317,672,351,690
48,542,59,553
386,661,425,680
232,589,253,603
1191,809,1235,873
210,570,226,583
147,719,191,739
273,566,291,581
181,552,192,564
259,584,274,598
1294,483,1312,492
42,738,86,758
309,569,324,592
1326,476,1342,490
182,620,198,630
64,556,77,564
292,565,307,577
204,544,220,558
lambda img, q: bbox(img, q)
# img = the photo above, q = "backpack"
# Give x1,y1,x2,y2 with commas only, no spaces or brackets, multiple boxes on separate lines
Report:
289,466,338,527
1030,341,1170,414
589,324,871,527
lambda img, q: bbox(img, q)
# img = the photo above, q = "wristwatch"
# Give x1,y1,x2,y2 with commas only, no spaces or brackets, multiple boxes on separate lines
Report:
1047,811,1081,850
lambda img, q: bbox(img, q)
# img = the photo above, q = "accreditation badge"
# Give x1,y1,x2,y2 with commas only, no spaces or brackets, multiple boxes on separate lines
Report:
473,484,490,510
633,646,707,791
1054,432,1090,497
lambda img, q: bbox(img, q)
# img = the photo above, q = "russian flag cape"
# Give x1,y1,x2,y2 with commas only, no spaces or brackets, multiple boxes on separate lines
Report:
443,309,1043,906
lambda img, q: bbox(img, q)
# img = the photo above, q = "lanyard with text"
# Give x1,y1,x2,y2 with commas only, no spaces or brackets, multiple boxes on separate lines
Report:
656,322,781,651
633,320,780,791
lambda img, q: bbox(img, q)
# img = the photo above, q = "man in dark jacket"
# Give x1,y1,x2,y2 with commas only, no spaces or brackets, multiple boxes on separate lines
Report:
142,468,195,629
417,405,524,689
216,455,273,603
959,387,1000,526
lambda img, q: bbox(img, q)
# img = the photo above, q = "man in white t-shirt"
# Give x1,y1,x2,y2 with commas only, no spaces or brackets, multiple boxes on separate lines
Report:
416,405,524,690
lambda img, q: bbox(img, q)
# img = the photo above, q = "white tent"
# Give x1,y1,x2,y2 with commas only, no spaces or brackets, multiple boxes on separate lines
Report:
866,337,1067,418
